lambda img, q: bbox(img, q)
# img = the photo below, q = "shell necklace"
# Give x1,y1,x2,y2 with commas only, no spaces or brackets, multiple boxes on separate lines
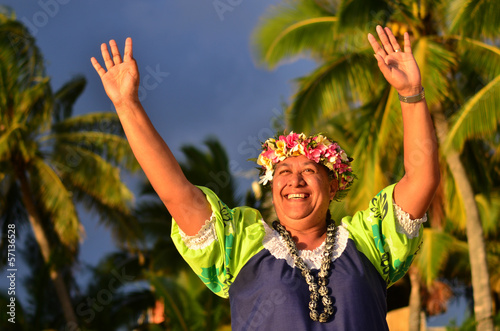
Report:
272,218,337,323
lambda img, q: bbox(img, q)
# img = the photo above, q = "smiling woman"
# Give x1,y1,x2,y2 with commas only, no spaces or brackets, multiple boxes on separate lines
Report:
91,25,439,330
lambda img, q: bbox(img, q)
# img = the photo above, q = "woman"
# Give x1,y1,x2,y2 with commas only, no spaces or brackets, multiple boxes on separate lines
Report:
91,26,439,330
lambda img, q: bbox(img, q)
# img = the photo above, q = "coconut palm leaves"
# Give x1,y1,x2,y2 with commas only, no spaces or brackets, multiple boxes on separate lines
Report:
445,74,500,152
251,0,338,68
448,0,500,39
0,9,140,326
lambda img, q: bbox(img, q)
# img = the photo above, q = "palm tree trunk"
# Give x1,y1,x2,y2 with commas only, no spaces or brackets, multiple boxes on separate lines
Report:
408,267,422,331
16,165,79,327
434,112,494,331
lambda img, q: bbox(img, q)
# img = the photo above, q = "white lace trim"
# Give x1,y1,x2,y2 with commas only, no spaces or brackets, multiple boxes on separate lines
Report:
178,213,218,250
393,201,427,239
262,221,349,270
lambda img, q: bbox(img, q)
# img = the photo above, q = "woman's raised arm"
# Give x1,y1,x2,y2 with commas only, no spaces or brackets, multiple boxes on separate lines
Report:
91,38,211,235
368,26,440,219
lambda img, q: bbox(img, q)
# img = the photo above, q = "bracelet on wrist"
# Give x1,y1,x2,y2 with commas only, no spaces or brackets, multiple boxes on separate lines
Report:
398,87,425,103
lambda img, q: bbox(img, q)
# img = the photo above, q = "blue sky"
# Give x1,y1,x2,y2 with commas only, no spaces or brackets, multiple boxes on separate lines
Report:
0,0,315,306
0,0,465,326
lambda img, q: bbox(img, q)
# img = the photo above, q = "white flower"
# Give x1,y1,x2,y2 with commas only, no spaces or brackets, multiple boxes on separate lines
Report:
340,150,348,162
258,169,274,185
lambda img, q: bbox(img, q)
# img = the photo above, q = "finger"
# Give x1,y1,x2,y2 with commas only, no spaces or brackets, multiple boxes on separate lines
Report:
374,53,391,77
90,57,107,78
109,39,122,64
403,32,412,53
101,43,114,70
376,25,394,54
384,27,401,52
124,37,133,61
368,33,385,57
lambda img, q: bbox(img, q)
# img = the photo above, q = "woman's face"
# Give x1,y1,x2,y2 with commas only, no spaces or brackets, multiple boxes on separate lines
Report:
271,155,337,230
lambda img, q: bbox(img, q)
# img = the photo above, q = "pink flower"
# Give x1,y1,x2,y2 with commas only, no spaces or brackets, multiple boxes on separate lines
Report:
315,143,328,154
305,147,322,163
325,143,339,156
283,132,300,149
337,163,349,174
262,149,278,163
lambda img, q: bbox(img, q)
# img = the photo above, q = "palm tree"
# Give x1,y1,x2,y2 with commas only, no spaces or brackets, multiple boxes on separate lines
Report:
73,251,157,331
0,9,141,326
251,0,500,329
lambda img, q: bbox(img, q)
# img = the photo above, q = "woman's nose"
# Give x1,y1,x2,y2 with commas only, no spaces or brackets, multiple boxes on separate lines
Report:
288,172,305,186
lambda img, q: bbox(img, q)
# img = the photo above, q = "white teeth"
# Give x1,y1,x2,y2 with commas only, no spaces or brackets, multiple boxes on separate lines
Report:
287,194,307,199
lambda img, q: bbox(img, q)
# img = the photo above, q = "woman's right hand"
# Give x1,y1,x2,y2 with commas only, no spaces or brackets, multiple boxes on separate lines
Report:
91,38,140,107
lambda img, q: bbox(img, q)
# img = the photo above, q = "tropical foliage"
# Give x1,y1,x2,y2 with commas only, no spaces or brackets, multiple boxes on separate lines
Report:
0,8,141,328
252,0,500,329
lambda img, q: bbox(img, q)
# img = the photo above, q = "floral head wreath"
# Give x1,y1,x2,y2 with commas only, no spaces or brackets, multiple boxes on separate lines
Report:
256,132,355,200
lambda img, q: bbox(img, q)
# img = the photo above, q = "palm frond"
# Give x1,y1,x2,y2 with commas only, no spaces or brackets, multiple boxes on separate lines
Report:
414,37,457,108
475,192,500,237
29,157,81,250
77,252,153,329
180,137,239,207
448,0,500,39
14,77,53,132
204,137,230,172
0,19,51,132
288,49,380,133
441,238,470,282
374,86,404,167
458,140,499,194
337,0,400,30
444,74,500,152
79,189,143,247
53,75,86,122
251,0,336,68
0,123,23,162
443,163,466,233
455,37,500,82
323,111,357,149
0,20,43,82
43,131,140,171
347,129,389,212
51,144,134,213
414,228,455,286
0,6,17,20
49,143,141,246
51,112,124,135
146,272,206,331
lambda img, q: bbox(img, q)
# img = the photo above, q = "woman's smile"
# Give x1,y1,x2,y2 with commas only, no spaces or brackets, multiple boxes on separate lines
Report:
286,193,310,200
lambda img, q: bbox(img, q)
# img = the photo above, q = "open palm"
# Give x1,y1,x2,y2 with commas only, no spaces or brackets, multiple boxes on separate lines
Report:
368,26,422,96
91,38,140,106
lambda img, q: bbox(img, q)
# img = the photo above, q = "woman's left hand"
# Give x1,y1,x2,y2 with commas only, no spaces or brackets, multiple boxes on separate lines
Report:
368,25,422,96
